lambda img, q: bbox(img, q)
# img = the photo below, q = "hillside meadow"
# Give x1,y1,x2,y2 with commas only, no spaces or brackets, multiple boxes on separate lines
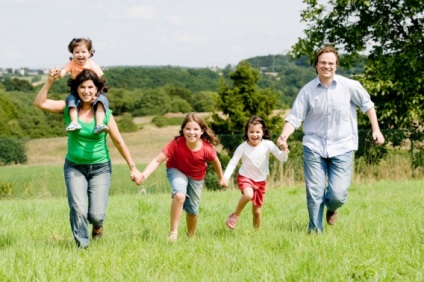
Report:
0,120,423,280
0,179,423,281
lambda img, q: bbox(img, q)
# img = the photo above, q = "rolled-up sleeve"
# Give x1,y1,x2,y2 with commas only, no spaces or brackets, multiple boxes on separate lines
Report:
350,80,374,113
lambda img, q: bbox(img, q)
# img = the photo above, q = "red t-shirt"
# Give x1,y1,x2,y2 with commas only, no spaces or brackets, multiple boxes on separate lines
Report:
163,136,217,180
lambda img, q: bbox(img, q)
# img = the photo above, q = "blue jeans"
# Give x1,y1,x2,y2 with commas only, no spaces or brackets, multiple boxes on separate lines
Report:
64,159,112,248
166,168,204,215
303,146,353,233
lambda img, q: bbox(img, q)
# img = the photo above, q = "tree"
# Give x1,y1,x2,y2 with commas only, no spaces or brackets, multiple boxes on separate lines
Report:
292,0,424,130
210,61,283,154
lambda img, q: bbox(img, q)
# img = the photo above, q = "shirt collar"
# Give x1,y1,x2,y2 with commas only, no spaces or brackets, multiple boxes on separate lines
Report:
314,74,339,88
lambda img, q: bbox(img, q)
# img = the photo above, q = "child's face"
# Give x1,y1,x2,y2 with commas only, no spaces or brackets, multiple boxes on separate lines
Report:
183,121,204,144
72,43,90,66
247,123,263,147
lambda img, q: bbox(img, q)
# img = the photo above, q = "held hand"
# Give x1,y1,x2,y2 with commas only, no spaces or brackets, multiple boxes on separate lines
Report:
219,177,229,188
48,67,61,81
131,170,145,186
373,131,385,145
277,135,288,151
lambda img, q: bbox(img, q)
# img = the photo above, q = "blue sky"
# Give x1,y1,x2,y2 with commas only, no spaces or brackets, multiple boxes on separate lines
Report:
1,0,306,69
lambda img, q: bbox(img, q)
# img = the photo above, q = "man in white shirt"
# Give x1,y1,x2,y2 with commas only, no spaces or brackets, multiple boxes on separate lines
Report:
278,46,385,233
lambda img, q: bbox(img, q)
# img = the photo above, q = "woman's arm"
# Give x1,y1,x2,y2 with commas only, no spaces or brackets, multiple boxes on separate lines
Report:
34,68,66,113
107,116,142,182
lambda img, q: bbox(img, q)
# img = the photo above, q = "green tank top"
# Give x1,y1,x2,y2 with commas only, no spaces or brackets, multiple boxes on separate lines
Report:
64,106,112,164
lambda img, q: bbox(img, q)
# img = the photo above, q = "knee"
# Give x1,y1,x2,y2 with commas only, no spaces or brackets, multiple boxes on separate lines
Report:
173,192,186,203
88,213,104,225
327,191,347,207
242,188,254,200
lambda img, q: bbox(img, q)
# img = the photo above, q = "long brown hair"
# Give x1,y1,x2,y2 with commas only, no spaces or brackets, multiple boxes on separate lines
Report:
176,113,220,146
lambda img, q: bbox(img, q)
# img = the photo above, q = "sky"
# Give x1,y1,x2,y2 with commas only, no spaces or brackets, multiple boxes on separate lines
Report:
0,0,306,69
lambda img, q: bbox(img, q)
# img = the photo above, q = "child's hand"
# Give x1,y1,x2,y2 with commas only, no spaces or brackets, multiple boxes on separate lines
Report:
277,135,289,151
219,177,229,188
280,144,290,154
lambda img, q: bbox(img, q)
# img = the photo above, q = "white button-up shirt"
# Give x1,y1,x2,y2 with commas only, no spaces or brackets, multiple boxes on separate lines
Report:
285,74,374,158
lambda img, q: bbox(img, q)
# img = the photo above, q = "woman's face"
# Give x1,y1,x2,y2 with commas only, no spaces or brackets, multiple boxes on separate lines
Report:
182,121,204,144
77,80,97,103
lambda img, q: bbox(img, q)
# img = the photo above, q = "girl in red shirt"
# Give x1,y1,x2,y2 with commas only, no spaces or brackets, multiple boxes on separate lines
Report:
137,113,225,241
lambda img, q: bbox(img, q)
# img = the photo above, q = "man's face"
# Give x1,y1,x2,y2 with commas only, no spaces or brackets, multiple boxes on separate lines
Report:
315,52,337,81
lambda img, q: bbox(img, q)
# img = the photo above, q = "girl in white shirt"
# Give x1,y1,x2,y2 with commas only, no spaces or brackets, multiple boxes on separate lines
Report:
221,116,289,230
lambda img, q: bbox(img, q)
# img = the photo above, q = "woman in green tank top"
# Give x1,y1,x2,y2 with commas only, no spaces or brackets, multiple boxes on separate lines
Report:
34,68,142,248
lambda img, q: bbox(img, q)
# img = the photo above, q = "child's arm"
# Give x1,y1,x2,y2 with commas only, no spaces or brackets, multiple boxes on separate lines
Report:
59,68,68,78
140,152,167,181
211,157,227,188
272,144,289,162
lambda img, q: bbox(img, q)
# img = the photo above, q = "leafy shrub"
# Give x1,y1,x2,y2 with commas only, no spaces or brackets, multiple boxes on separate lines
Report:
0,138,27,165
151,116,184,128
116,113,138,132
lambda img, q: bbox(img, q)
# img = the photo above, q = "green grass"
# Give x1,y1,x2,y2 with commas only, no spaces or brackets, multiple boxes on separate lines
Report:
0,179,423,281
0,163,170,198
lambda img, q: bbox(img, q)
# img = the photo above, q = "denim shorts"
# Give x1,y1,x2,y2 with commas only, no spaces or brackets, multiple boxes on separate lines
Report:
166,168,204,215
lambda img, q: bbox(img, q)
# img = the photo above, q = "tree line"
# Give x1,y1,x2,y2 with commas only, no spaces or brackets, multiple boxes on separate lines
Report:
0,54,327,140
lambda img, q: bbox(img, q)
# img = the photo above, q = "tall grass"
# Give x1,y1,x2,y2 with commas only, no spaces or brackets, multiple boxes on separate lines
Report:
0,179,423,281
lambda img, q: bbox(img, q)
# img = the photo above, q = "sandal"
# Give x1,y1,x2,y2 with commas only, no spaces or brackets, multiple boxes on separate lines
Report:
66,122,82,132
226,213,239,229
94,124,109,135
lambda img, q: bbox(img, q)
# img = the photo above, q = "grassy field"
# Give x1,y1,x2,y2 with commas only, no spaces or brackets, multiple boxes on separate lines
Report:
0,179,423,281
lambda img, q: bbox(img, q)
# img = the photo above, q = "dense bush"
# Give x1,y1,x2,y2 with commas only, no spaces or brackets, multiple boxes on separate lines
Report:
0,138,27,165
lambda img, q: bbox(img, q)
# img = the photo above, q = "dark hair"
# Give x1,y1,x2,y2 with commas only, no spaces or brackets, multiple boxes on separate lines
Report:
243,116,270,141
176,113,220,146
67,38,95,60
67,69,108,97
313,46,339,73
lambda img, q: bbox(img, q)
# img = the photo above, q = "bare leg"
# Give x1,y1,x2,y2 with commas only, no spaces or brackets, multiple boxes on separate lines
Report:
186,213,198,238
170,192,185,235
234,187,254,217
226,187,254,229
95,102,106,127
252,205,262,229
69,107,78,124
